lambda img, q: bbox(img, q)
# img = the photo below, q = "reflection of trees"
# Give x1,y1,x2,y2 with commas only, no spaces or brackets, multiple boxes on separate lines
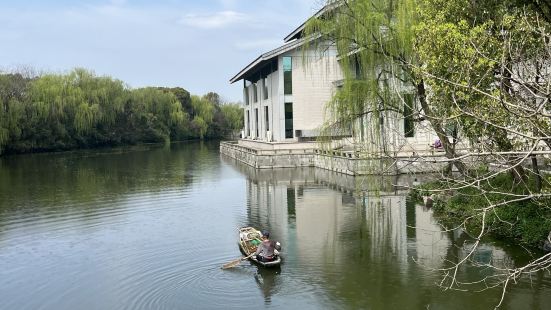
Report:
315,191,543,309
0,141,220,213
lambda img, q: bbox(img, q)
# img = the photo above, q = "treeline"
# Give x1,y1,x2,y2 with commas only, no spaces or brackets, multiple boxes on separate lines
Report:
0,68,243,155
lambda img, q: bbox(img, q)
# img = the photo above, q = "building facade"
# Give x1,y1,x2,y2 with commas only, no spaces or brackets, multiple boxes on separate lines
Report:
230,6,343,143
230,5,443,153
225,4,463,174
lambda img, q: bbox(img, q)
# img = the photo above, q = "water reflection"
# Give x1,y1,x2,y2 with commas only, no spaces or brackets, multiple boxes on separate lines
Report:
0,144,548,310
254,267,281,304
0,141,233,310
222,155,551,309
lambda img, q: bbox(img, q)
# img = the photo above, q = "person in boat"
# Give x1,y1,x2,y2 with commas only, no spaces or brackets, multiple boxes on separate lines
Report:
255,230,280,262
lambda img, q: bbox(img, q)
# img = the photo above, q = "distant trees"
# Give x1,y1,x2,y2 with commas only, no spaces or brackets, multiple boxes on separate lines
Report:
221,103,245,136
0,68,243,155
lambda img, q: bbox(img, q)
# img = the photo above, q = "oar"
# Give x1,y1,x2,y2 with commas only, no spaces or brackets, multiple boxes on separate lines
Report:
221,253,255,269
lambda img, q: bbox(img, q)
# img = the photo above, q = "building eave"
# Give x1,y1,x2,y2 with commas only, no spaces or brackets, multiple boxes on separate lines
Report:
229,36,312,84
283,2,341,43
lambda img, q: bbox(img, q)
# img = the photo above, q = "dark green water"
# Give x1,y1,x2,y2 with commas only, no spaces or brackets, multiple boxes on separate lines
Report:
0,141,549,309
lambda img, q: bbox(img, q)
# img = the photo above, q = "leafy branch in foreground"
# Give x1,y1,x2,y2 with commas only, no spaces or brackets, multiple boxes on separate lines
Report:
308,0,551,306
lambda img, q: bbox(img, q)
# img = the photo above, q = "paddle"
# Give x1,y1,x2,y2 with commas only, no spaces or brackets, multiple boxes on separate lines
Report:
221,253,255,269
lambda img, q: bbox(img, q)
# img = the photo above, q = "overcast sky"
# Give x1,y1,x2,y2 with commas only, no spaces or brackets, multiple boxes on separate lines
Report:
0,0,323,102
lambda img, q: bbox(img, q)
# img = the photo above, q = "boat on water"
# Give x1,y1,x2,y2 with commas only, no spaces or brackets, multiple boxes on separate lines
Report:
238,227,281,267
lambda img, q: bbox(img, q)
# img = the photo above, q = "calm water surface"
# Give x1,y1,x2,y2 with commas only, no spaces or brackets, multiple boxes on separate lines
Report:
0,141,549,309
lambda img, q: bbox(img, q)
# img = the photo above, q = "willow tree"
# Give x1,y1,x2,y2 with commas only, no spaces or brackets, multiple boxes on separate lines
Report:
221,103,244,133
307,0,551,305
190,95,216,139
305,0,469,174
415,2,551,305
0,73,29,153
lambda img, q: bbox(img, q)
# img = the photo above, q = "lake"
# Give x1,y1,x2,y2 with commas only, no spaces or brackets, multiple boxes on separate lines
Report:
0,141,549,309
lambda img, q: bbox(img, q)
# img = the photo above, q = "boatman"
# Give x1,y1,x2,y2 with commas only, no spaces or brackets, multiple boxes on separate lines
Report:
255,230,281,262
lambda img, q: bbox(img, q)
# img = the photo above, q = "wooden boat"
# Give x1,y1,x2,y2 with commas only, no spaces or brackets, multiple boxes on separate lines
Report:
239,227,281,267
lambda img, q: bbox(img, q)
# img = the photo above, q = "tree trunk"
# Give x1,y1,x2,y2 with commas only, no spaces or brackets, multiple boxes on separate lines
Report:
510,164,527,184
531,154,542,192
417,81,469,176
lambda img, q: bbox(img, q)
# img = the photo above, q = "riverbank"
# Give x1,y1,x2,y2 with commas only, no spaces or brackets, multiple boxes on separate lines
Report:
220,140,455,175
411,172,551,250
222,138,551,251
0,138,221,157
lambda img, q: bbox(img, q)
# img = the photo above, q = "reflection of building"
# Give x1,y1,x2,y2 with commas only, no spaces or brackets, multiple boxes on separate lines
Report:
225,156,543,309
226,154,515,271
229,154,455,270
361,191,451,269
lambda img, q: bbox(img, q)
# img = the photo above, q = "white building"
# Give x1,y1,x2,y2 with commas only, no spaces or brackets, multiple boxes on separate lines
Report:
230,6,343,143
224,4,462,174
230,4,444,153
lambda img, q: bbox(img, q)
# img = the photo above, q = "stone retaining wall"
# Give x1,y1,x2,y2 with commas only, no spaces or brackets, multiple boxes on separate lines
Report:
220,141,451,175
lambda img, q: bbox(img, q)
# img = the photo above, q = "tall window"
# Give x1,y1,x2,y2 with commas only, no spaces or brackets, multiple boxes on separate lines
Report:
264,106,269,131
354,56,362,79
254,108,259,138
285,102,293,138
359,116,365,141
283,56,292,95
253,83,258,103
403,94,415,138
246,110,250,137
262,77,269,100
244,87,249,105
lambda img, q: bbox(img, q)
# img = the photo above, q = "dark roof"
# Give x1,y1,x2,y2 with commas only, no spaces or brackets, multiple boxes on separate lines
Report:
229,37,310,84
283,2,339,43
229,2,339,84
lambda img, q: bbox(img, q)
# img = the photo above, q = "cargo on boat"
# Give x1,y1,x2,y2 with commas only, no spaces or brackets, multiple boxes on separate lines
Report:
238,227,281,267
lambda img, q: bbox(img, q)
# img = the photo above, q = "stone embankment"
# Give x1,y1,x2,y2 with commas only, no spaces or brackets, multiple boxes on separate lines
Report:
220,140,452,175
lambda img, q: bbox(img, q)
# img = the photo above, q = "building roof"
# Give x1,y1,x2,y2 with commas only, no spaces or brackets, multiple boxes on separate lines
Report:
283,3,336,43
229,36,309,84
229,2,339,84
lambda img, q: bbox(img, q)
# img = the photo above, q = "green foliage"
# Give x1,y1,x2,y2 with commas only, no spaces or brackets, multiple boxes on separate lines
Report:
414,0,551,151
191,95,215,124
312,0,551,248
304,0,418,152
415,173,551,248
309,0,550,156
203,91,221,105
0,69,242,155
221,103,245,131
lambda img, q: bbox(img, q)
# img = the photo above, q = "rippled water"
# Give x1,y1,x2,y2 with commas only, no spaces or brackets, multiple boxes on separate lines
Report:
0,141,549,309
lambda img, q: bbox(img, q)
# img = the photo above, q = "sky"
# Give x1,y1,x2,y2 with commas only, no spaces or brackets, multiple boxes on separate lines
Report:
0,0,324,102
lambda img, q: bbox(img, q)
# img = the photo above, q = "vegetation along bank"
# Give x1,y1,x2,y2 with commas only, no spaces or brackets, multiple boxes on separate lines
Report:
412,170,551,251
0,68,243,155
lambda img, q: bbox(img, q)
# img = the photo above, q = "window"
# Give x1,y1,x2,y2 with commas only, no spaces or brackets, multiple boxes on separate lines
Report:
262,77,269,100
283,56,292,95
359,115,365,141
264,106,269,131
255,108,259,138
246,110,250,137
253,83,258,103
244,87,249,105
403,94,415,138
285,102,293,138
354,56,362,79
